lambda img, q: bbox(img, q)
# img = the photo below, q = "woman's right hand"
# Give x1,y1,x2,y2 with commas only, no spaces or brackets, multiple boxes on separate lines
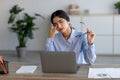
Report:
48,26,56,38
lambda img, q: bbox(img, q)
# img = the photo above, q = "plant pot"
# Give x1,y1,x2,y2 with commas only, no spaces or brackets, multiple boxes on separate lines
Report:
118,8,120,14
16,47,27,58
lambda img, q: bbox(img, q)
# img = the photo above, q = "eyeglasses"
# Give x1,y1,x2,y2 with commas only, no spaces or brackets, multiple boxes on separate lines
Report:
80,22,88,35
76,22,88,37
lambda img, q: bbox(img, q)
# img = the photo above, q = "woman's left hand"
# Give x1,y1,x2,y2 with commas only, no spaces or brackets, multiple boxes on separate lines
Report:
87,28,95,45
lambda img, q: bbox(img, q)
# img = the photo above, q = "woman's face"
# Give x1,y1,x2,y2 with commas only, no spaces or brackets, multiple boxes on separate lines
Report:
52,16,70,33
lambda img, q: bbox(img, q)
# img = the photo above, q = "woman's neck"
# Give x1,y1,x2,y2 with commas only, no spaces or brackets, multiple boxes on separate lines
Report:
62,27,72,40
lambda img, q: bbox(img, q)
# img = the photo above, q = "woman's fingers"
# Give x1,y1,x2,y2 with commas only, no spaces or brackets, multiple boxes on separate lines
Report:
48,26,56,38
87,28,95,45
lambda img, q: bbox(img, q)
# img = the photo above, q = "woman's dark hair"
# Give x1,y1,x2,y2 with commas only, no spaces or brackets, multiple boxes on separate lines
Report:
51,10,70,24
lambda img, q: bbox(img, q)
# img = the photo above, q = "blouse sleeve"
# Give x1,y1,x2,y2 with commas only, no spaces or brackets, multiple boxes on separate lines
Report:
45,38,56,51
82,35,96,64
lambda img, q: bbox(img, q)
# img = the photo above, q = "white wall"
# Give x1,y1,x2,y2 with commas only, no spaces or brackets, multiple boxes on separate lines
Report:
0,0,118,51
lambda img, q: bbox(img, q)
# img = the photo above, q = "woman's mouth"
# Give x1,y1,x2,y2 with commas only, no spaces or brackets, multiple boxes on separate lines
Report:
59,28,64,31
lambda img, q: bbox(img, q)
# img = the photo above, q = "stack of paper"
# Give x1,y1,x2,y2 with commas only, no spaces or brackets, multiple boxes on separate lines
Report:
16,65,37,74
88,68,120,78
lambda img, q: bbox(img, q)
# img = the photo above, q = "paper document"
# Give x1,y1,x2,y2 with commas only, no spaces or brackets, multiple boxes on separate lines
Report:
16,65,37,74
88,68,120,78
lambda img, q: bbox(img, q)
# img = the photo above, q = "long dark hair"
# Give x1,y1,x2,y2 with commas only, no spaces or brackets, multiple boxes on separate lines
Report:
51,10,70,24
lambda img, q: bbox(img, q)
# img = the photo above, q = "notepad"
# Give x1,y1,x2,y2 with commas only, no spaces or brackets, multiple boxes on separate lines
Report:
16,65,37,74
88,68,120,78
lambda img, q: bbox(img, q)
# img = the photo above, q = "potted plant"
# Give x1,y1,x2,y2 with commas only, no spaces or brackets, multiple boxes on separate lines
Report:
114,1,120,14
8,5,44,58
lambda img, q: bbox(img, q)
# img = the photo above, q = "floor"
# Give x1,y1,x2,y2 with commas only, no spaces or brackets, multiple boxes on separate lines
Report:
0,51,120,64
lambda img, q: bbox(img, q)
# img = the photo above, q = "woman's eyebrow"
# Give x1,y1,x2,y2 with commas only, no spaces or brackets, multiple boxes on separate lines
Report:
54,19,63,24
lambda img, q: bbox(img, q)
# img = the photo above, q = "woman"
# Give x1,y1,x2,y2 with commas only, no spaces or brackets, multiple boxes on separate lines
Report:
46,10,96,64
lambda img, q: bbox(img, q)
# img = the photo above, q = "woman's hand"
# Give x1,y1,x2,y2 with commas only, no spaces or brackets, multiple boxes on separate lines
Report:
87,28,95,45
48,26,56,38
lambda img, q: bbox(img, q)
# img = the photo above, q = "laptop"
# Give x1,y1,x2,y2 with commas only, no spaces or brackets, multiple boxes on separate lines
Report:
40,51,80,73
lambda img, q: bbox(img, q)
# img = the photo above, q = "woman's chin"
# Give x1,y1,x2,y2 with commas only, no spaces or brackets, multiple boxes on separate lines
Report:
60,30,66,33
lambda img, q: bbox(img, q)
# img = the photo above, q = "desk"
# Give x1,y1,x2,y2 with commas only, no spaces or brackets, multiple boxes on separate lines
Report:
0,62,120,80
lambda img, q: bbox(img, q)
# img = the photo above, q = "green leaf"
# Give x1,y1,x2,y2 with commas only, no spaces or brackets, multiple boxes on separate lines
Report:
114,1,120,9
10,5,24,14
8,14,15,24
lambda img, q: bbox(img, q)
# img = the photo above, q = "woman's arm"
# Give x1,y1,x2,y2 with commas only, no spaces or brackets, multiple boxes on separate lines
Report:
82,34,96,64
84,44,96,64
45,38,56,51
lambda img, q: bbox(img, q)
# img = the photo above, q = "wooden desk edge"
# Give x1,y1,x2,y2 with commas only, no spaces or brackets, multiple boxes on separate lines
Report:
0,76,120,80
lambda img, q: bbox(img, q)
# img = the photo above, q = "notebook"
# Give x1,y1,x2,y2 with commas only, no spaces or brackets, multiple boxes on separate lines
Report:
16,65,37,74
40,51,79,73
